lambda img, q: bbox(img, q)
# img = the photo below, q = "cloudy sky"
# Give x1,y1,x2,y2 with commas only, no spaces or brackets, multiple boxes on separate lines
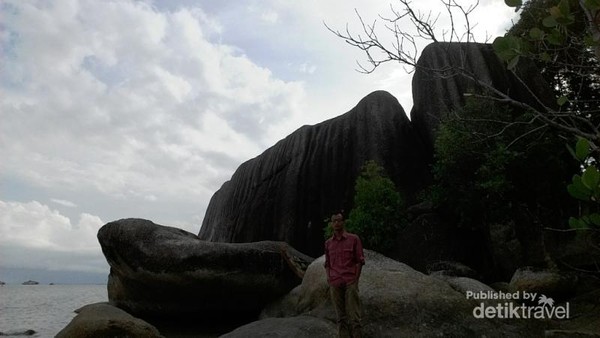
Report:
0,0,516,283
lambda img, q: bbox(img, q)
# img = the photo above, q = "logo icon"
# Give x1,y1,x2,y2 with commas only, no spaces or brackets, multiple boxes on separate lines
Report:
469,291,569,319
537,295,554,307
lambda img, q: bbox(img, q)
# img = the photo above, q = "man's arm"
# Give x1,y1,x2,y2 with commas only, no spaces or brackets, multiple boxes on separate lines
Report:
354,236,365,282
324,241,330,282
355,262,362,280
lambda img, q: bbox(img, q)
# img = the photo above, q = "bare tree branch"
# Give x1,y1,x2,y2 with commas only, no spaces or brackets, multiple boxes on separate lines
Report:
324,0,600,151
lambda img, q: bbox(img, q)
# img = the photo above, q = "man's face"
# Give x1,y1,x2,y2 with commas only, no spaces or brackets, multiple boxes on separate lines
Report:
331,214,344,232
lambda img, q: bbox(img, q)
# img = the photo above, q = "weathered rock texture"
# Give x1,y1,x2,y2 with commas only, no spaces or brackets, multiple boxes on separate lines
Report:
509,267,579,301
199,42,557,269
258,250,543,337
410,42,554,151
199,90,432,257
55,303,164,338
97,218,313,326
221,316,337,338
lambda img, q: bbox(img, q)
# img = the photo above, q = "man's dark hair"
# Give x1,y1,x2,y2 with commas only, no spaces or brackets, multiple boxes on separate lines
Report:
333,210,345,219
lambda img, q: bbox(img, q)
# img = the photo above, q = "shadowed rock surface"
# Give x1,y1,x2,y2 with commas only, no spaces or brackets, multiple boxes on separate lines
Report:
255,251,600,337
259,250,544,337
199,90,432,257
221,316,336,338
410,42,554,151
509,267,579,301
85,42,600,337
198,42,558,273
55,303,164,338
97,218,313,327
405,43,567,280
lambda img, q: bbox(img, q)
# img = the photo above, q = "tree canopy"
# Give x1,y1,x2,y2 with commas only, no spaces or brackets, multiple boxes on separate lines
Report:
328,0,600,153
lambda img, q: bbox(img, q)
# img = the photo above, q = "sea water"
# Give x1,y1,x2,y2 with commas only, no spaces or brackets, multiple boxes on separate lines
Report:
0,284,107,337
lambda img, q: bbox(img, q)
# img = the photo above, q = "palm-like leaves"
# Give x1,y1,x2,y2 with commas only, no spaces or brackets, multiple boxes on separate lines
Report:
538,294,555,307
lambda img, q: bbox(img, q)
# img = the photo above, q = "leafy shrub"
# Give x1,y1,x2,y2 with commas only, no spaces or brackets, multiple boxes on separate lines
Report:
425,98,575,230
567,138,600,228
324,160,405,254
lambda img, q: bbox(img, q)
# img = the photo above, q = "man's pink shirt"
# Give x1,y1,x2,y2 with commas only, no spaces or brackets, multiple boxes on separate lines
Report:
324,232,365,287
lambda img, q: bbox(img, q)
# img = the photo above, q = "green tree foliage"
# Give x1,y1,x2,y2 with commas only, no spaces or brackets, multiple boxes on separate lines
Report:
500,0,599,113
324,160,405,254
328,0,598,243
494,0,600,146
427,99,576,229
328,0,599,150
567,138,600,228
496,0,600,231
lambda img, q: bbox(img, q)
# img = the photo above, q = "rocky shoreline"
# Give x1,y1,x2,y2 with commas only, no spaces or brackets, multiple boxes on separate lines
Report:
56,219,600,337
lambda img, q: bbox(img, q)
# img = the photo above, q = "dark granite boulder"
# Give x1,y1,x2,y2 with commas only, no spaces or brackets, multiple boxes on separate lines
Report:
55,303,164,338
198,43,557,272
257,252,599,336
403,42,560,280
221,316,336,338
260,250,543,337
97,218,313,327
199,90,432,257
410,42,554,151
509,267,579,301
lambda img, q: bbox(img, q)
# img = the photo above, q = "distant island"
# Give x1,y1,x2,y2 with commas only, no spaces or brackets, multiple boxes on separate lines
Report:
0,281,5,285
22,280,39,285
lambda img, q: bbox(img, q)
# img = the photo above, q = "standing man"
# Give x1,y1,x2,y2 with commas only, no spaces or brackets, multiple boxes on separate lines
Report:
324,212,365,338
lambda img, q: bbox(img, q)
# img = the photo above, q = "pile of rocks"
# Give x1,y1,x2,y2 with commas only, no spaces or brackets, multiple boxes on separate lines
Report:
57,219,600,337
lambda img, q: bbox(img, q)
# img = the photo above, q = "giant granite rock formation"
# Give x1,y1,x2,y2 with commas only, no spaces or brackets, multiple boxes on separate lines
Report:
81,42,600,337
407,43,560,280
199,90,432,256
410,42,554,151
200,42,561,280
97,218,313,327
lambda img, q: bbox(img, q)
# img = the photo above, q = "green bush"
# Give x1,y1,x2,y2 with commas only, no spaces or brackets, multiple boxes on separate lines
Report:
567,138,600,228
425,98,575,230
324,160,405,254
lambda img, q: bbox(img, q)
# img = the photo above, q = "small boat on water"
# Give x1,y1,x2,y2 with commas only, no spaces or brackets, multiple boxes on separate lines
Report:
22,280,39,285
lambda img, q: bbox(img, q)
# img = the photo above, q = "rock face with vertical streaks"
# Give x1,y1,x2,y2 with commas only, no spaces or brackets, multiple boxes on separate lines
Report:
410,42,554,152
199,90,432,257
199,42,558,278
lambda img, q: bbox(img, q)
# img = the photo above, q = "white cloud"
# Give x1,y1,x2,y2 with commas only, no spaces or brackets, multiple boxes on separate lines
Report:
0,200,107,273
0,0,518,279
0,0,307,202
50,199,77,208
